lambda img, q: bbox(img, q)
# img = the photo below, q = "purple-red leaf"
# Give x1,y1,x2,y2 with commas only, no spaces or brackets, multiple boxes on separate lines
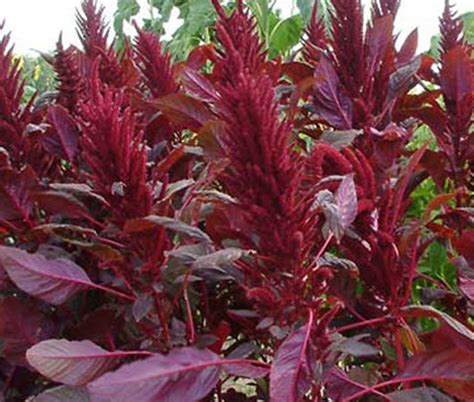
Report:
269,311,314,402
325,367,370,401
223,361,269,379
367,15,394,76
124,215,211,243
180,66,219,103
45,104,79,162
0,246,92,305
454,256,474,303
33,190,90,219
397,28,418,65
387,387,453,402
31,386,90,402
0,166,38,223
313,57,353,129
388,55,422,101
0,297,56,366
454,231,474,267
439,46,473,115
389,143,427,231
396,348,474,400
87,347,221,402
191,248,254,271
26,339,149,386
154,93,212,131
0,246,131,305
402,305,474,352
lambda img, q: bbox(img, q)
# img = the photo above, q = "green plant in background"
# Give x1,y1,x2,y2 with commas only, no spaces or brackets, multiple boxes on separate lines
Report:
113,0,333,60
17,55,56,102
114,0,218,60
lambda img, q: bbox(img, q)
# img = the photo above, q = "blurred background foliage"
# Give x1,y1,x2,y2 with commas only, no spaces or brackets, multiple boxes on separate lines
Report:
21,0,473,98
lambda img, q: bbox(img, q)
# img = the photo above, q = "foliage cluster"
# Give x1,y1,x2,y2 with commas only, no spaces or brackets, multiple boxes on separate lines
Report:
0,0,473,401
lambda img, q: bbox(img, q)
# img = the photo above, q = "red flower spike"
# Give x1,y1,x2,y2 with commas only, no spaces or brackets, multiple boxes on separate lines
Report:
52,36,85,113
329,0,365,97
302,1,329,65
79,68,151,223
76,0,125,88
76,0,109,59
134,25,177,99
439,0,465,56
211,0,266,84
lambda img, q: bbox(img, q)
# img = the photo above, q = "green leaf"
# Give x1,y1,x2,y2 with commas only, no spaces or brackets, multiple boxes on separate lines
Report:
117,0,140,20
462,11,474,44
296,0,314,24
114,0,140,35
268,14,303,56
152,0,174,23
166,0,216,60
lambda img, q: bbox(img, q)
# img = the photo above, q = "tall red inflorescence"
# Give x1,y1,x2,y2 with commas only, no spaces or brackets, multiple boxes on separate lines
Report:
134,26,177,99
329,0,365,97
52,36,85,114
209,1,318,318
439,0,465,56
438,0,473,189
302,1,329,65
0,22,24,160
77,0,125,88
211,0,266,85
79,65,151,224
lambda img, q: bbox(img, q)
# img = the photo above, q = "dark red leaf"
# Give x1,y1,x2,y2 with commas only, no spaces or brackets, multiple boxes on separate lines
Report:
26,339,150,386
87,347,221,402
185,44,216,70
402,305,474,352
387,387,453,402
0,246,132,305
388,55,422,101
180,66,218,103
396,348,474,400
154,93,212,131
33,190,90,219
453,256,474,303
397,28,418,65
45,104,79,162
191,248,254,272
453,231,474,266
124,215,211,243
0,166,38,223
325,367,369,401
31,386,90,402
313,57,353,129
367,15,394,76
269,311,315,402
282,62,314,84
389,144,427,230
0,297,56,366
440,46,473,113
223,361,269,379
320,130,362,150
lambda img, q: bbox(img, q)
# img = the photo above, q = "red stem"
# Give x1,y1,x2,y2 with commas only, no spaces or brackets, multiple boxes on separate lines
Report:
343,376,434,401
155,295,171,349
91,283,135,301
330,315,391,334
394,327,405,372
183,272,196,344
332,369,391,401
